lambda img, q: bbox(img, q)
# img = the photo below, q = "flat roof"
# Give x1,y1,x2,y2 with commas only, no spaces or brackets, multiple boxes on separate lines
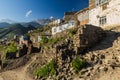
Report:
75,7,89,15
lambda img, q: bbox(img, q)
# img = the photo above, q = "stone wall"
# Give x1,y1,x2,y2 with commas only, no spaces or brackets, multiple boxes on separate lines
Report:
73,24,104,54
76,8,89,26
63,12,76,23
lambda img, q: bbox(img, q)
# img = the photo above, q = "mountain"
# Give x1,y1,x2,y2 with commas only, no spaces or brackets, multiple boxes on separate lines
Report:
21,18,52,28
21,21,42,28
0,18,55,28
0,18,55,39
35,18,53,25
0,22,10,28
0,23,36,39
0,19,16,24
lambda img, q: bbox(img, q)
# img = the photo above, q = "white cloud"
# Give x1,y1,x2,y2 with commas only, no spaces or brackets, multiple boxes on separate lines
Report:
50,16,54,19
25,10,32,17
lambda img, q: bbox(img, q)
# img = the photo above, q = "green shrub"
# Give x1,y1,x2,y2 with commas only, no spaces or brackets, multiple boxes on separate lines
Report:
48,37,66,45
4,42,17,59
40,36,49,44
48,38,60,44
69,29,77,37
5,42,17,54
34,59,56,78
72,57,87,72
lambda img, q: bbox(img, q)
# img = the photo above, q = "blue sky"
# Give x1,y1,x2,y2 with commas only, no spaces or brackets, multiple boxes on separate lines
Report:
0,0,88,22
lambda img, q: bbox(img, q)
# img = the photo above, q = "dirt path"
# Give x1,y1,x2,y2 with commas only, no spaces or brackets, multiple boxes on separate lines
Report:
0,55,36,80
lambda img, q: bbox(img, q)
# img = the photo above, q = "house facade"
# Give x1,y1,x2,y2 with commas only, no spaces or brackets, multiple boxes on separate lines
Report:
52,20,74,35
89,0,120,27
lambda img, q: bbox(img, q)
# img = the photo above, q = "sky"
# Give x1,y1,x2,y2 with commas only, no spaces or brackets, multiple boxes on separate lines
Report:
0,0,88,22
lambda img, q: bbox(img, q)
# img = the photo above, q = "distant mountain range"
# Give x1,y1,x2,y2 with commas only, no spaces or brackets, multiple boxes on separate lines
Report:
0,19,16,24
0,18,54,39
0,22,11,28
0,18,53,28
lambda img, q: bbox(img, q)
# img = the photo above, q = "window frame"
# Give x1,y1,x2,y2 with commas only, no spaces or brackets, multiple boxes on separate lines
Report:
99,16,107,25
96,0,109,6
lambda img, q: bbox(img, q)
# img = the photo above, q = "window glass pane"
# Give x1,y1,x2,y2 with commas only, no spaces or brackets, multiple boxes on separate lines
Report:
99,16,107,25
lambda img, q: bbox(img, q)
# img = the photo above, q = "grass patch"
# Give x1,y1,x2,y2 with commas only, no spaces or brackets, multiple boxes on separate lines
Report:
72,57,87,73
33,59,57,78
0,45,6,53
48,38,60,44
40,36,65,46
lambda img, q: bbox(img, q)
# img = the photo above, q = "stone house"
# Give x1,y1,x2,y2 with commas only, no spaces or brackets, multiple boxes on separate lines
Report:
63,11,77,23
19,35,31,47
75,8,89,27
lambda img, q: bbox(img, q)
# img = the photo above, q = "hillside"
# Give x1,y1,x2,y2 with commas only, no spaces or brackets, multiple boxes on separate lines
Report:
21,21,42,28
0,18,53,39
0,23,36,39
0,25,120,80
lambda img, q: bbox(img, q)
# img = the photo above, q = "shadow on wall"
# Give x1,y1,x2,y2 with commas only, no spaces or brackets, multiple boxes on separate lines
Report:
71,24,120,55
86,27,120,52
32,47,41,53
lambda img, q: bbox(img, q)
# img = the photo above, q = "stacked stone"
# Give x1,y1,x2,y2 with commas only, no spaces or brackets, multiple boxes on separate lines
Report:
73,25,104,54
0,55,1,70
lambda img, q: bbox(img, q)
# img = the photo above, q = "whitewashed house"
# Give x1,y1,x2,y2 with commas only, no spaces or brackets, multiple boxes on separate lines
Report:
48,19,62,25
89,0,120,28
52,20,74,35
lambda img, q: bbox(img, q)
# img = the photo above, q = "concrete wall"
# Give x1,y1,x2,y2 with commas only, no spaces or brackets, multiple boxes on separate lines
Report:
89,0,120,28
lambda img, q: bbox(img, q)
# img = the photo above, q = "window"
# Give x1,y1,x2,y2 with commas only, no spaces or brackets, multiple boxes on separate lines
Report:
96,0,109,6
99,16,107,25
59,26,62,30
54,28,56,32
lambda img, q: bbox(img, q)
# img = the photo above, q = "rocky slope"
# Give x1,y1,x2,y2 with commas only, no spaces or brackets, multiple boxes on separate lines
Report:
28,25,120,80
0,25,120,80
0,55,36,80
